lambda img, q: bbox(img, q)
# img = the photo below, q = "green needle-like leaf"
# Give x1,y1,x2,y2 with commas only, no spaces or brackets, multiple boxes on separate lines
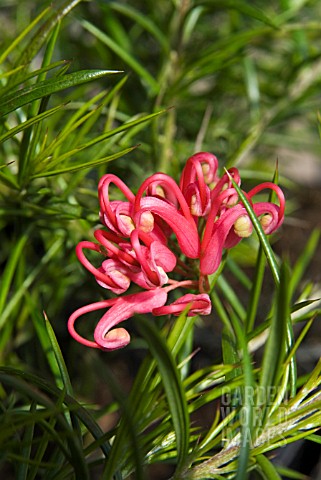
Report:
259,262,290,420
31,145,139,178
0,7,50,65
197,0,278,28
226,169,280,285
44,313,73,396
81,19,160,95
256,453,282,479
230,312,255,480
0,230,30,318
16,402,36,480
0,70,122,117
0,104,65,145
137,315,190,472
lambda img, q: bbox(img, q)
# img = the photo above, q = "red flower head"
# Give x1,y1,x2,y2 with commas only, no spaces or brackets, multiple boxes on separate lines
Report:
68,152,285,350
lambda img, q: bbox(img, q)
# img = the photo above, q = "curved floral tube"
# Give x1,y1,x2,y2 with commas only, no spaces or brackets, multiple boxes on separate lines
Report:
201,204,249,275
248,182,285,230
180,152,219,190
100,201,135,237
210,167,241,201
97,259,131,294
135,173,195,223
180,152,219,214
68,288,169,351
137,196,200,258
98,174,135,234
153,293,211,316
75,241,121,291
68,298,118,349
201,187,240,252
130,229,177,288
94,229,139,267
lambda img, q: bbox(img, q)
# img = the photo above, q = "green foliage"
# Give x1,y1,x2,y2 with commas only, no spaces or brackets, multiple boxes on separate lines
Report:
1,0,321,478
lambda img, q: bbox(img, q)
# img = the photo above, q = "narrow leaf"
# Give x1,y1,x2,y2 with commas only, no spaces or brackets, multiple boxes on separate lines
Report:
0,70,122,117
32,109,166,174
109,2,169,53
136,315,190,472
198,0,278,28
227,170,280,285
0,231,30,318
229,311,255,480
0,7,50,64
16,402,36,480
259,262,290,418
81,19,159,95
31,145,138,178
0,60,69,99
290,229,320,296
44,313,73,396
11,0,82,83
0,104,65,145
256,453,282,479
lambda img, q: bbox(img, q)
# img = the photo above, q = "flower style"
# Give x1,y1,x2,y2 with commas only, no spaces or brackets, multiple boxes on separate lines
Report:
68,152,285,351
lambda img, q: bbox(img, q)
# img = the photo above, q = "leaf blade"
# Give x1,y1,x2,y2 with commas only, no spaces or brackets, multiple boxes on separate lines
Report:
0,70,122,117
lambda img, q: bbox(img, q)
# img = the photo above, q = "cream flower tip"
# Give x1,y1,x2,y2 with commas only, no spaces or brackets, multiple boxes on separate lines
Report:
155,185,166,197
234,215,253,238
260,213,273,229
139,211,154,232
119,214,135,233
102,328,131,350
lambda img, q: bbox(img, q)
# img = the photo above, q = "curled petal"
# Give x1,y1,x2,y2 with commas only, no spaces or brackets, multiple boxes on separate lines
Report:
68,299,118,349
101,201,135,237
180,152,219,212
210,167,241,201
97,259,131,294
130,230,176,287
180,152,219,189
138,196,200,258
200,204,248,275
76,241,120,290
248,182,285,228
133,208,170,244
94,229,139,267
153,293,211,316
201,187,239,252
98,174,135,231
253,202,282,234
134,173,194,223
68,289,168,351
149,239,177,272
184,182,211,217
94,289,168,350
146,180,179,207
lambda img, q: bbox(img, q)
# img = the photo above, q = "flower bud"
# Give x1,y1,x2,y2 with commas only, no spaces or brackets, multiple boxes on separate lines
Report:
260,213,273,230
139,211,154,232
119,214,135,235
234,215,253,238
155,185,166,197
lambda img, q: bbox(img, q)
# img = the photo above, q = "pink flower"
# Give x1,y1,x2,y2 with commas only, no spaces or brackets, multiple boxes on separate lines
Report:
153,293,212,316
200,182,285,275
68,286,210,351
68,288,168,351
68,152,285,351
180,152,219,216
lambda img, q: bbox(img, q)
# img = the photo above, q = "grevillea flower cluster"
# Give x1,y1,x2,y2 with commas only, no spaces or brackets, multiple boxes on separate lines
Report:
68,152,285,351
